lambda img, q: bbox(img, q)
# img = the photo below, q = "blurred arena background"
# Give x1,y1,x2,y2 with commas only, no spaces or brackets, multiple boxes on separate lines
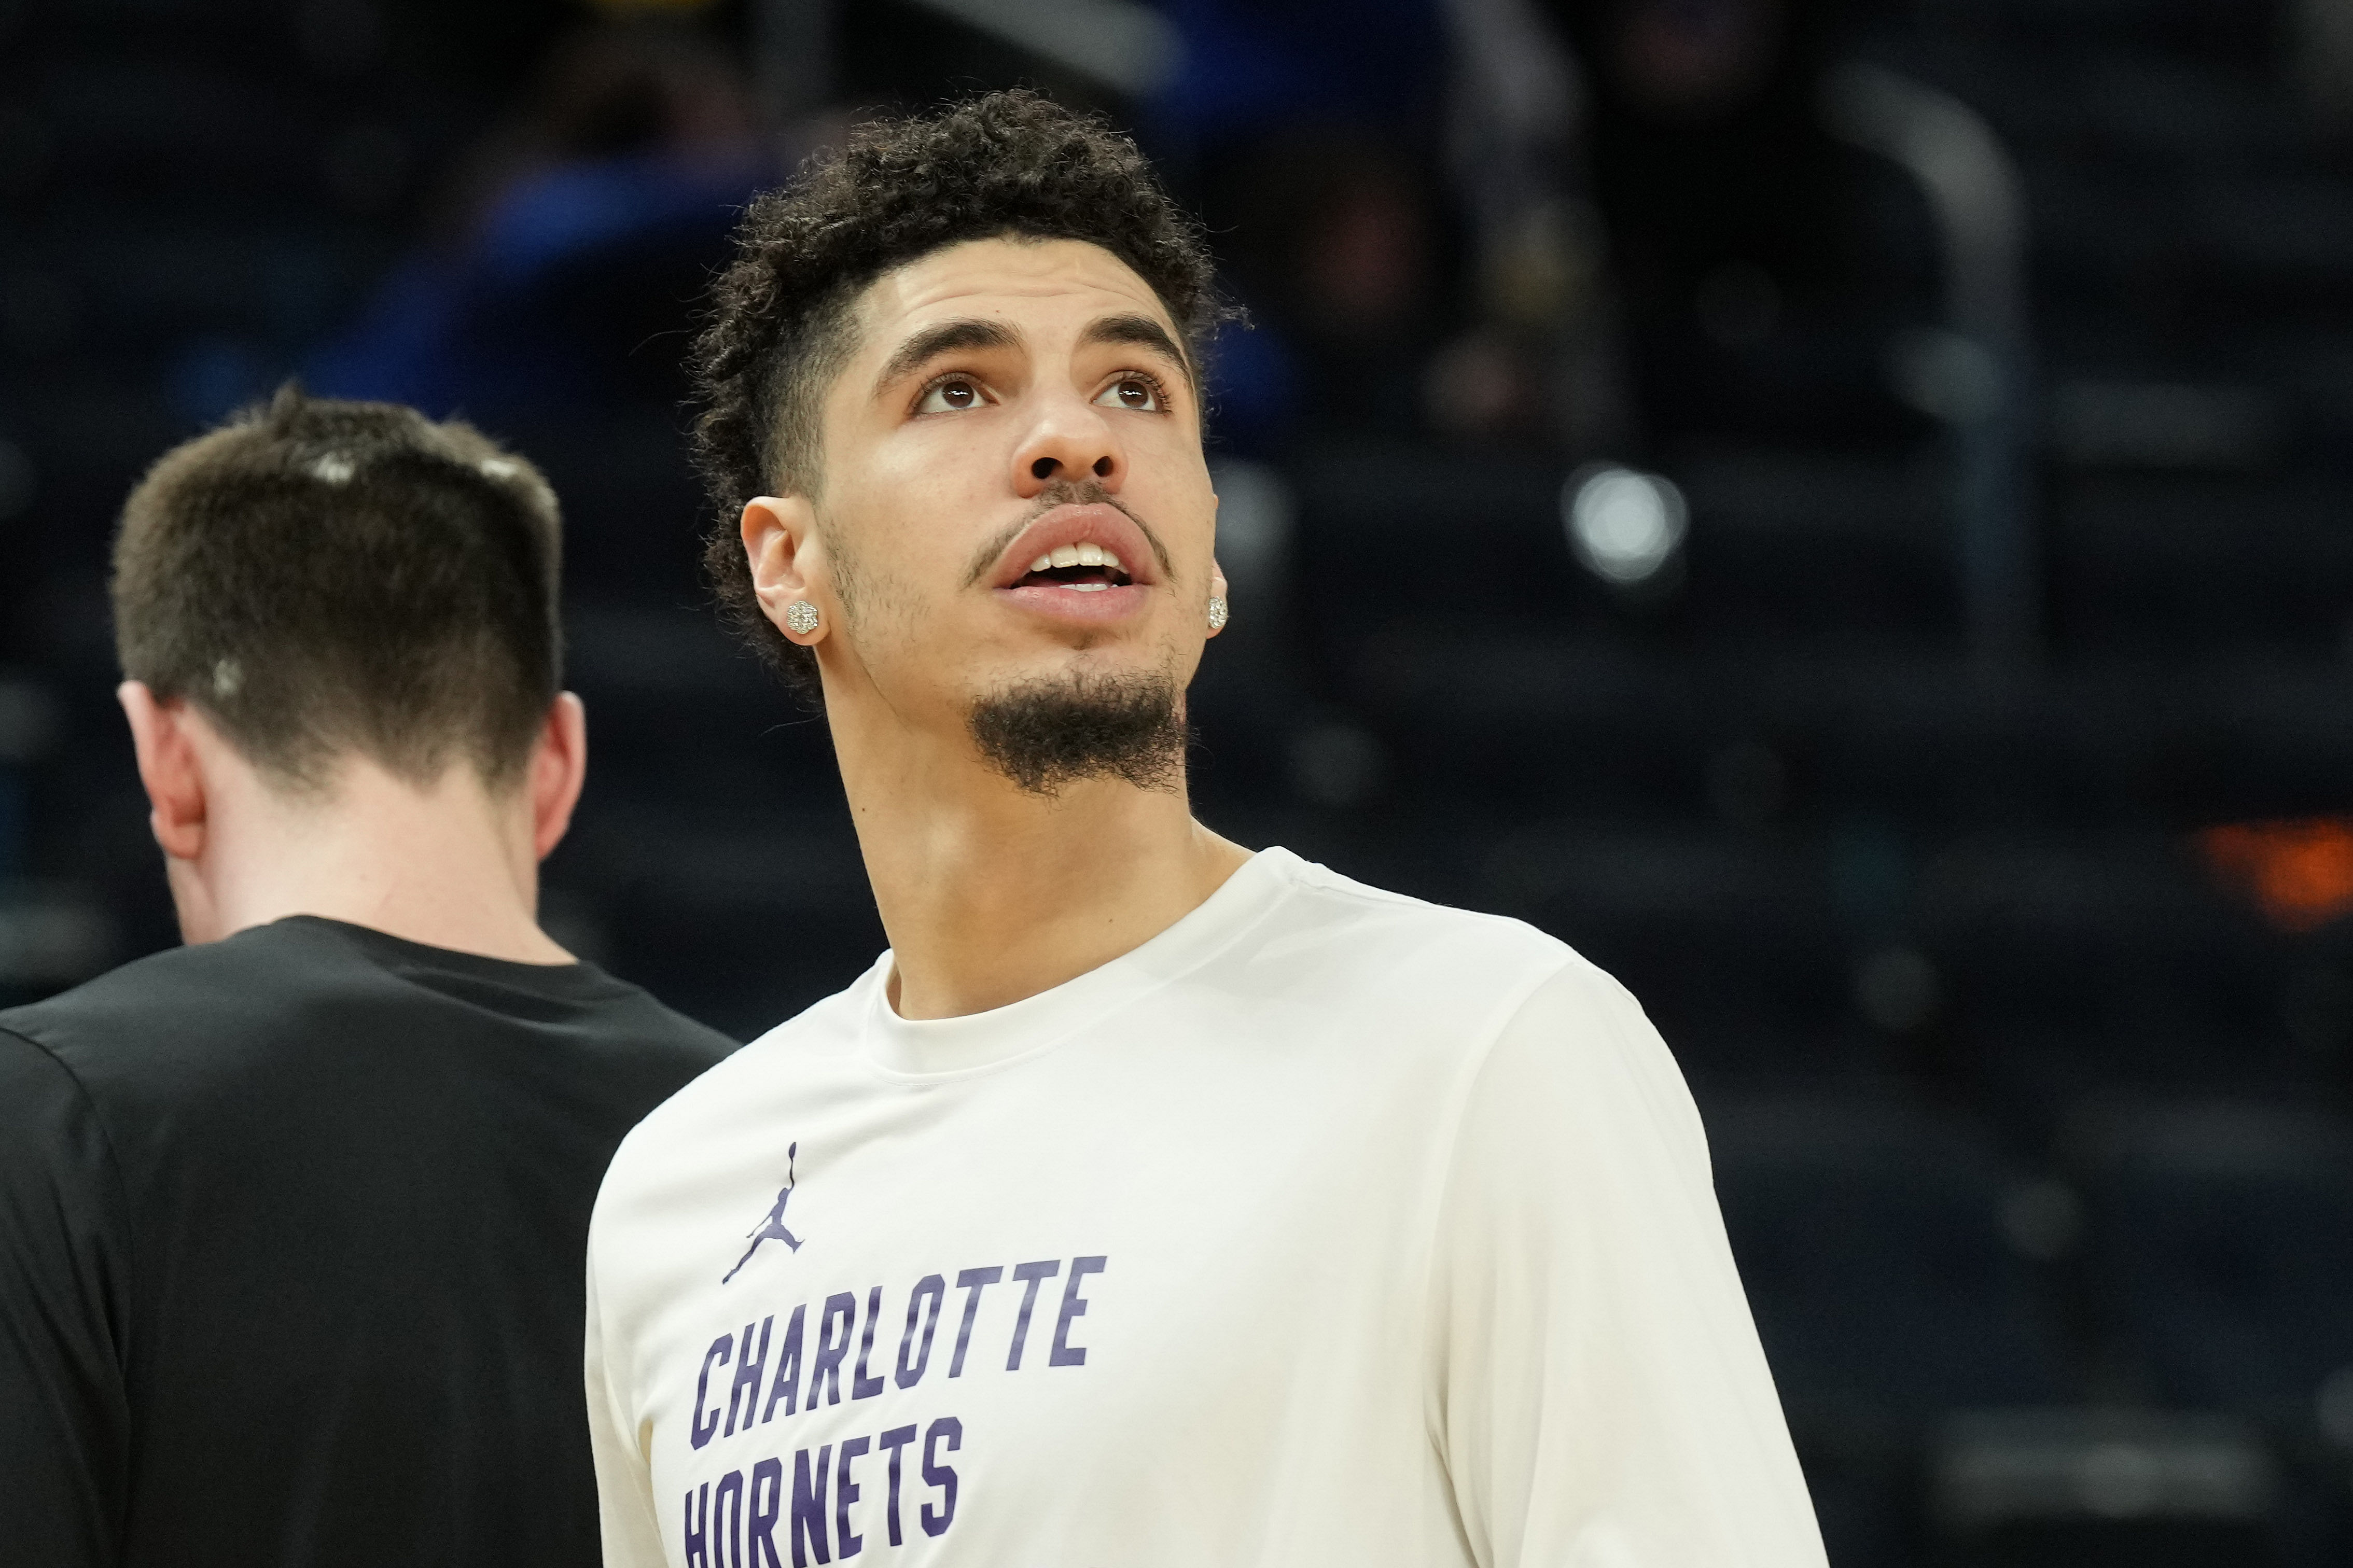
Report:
5,0,2353,1561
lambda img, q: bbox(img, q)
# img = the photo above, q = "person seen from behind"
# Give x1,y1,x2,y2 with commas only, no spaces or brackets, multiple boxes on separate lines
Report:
0,387,735,1567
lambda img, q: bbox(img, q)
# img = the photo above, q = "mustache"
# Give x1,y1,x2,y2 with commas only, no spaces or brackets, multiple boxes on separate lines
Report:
960,480,1175,587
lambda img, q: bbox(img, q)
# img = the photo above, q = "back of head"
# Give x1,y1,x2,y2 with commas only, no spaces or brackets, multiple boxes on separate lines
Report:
112,386,563,790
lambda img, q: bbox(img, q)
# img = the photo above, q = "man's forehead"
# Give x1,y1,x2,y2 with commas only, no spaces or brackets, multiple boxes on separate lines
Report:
852,236,1178,348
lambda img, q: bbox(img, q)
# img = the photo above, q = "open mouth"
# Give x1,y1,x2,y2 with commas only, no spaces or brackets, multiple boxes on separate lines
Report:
1011,541,1134,594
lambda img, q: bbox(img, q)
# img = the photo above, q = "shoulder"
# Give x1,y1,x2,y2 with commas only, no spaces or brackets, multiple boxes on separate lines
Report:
1256,850,1689,1109
0,1019,95,1119
1,923,735,1105
0,1020,120,1199
0,930,314,1079
1447,949,1714,1186
1252,849,1591,1018
559,978,740,1073
598,970,872,1189
525,979,741,1129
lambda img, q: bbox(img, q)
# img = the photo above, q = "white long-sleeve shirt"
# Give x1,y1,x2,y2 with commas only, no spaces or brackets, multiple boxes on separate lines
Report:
584,847,1826,1567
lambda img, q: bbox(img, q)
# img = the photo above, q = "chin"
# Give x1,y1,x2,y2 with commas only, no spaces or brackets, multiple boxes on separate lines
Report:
1000,639,1178,689
965,655,1191,797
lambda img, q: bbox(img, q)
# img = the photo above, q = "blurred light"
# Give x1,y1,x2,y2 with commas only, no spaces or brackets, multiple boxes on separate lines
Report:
1486,199,1598,331
2318,1367,2353,1448
1854,943,1939,1032
0,772,18,880
2198,817,2353,931
1423,332,1519,437
1999,1179,2082,1262
1289,724,1385,810
901,0,1180,96
1889,326,2002,424
0,887,114,988
1563,464,1686,586
2049,381,2277,470
1934,1411,2278,1530
1204,457,1292,605
0,675,58,764
2077,1444,2167,1518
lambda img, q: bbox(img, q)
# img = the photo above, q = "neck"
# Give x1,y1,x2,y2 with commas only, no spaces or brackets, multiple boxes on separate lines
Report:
187,757,569,965
831,707,1249,1020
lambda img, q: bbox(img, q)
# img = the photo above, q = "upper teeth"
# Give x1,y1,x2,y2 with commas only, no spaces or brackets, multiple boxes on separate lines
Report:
1029,543,1125,575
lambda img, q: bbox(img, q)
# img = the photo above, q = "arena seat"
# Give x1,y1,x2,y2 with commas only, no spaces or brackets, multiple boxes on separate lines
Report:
1707,1093,2079,1566
2066,1099,2353,1420
1927,1408,2284,1568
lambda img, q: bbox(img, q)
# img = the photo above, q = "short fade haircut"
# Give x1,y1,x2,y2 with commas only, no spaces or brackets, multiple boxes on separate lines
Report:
689,89,1229,693
112,384,563,790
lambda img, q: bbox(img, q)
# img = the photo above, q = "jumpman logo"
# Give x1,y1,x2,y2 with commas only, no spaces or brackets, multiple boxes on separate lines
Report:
722,1142,803,1284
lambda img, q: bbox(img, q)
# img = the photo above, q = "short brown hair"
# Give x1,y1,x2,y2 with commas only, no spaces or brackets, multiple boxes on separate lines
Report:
112,385,563,789
690,90,1230,695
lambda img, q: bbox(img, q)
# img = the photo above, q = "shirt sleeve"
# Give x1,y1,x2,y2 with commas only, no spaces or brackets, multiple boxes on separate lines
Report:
1428,959,1826,1568
585,1209,669,1568
0,1028,133,1567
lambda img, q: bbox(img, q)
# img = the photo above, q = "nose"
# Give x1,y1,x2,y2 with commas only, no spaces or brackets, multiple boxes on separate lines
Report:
1011,393,1122,496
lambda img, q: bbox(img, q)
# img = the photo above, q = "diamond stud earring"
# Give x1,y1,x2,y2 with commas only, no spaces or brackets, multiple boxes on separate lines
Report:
1206,595,1229,632
783,599,821,636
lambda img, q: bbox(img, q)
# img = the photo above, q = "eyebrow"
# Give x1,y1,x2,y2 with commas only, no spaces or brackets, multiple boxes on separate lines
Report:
1081,313,1194,386
871,317,1024,399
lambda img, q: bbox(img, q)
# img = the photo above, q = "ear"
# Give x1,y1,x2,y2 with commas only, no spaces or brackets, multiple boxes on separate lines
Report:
118,681,209,861
1206,562,1230,639
742,495,829,646
528,692,588,861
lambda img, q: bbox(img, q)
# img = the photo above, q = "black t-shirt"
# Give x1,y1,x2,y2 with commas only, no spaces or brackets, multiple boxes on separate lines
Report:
0,916,736,1567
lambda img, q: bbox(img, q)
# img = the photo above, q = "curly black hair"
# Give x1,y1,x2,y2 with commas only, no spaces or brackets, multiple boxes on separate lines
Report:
689,90,1229,695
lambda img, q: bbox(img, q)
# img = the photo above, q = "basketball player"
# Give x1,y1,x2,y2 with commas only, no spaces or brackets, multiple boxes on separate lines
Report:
0,389,734,1566
585,93,1825,1566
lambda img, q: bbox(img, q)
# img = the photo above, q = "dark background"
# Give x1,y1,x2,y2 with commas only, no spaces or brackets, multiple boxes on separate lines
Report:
6,0,2353,1561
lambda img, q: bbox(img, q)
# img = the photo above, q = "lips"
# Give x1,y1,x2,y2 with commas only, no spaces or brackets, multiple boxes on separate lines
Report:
987,502,1159,626
988,503,1159,591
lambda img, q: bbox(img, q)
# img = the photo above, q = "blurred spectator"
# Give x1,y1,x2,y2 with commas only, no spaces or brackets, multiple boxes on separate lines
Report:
1147,0,1453,162
1537,0,1926,447
2294,0,2353,130
1143,0,1451,451
1215,131,1457,442
1430,0,1632,455
309,15,769,421
1151,0,1631,458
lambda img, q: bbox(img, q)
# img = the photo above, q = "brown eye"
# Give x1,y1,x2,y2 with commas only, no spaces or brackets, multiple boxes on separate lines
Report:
1096,377,1161,412
915,378,983,414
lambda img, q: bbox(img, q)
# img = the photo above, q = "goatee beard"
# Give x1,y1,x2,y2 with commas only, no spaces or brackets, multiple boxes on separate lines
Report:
968,666,1189,797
